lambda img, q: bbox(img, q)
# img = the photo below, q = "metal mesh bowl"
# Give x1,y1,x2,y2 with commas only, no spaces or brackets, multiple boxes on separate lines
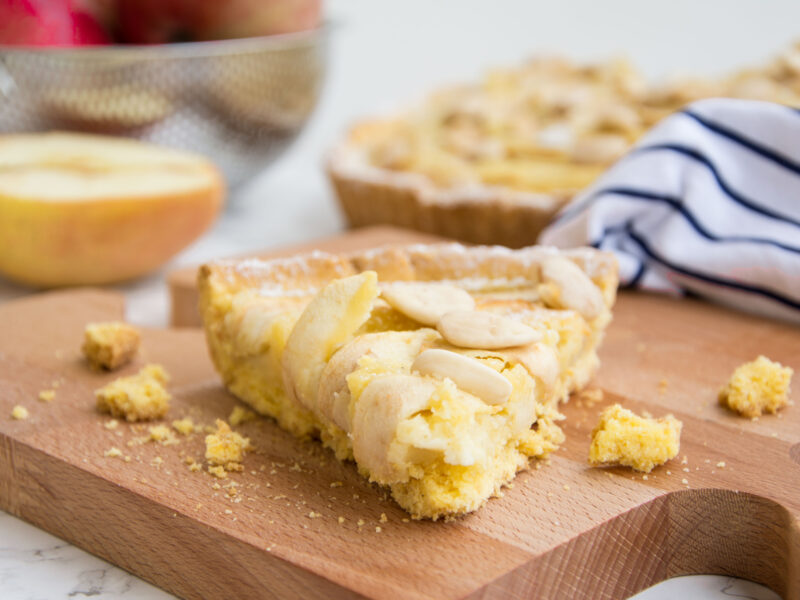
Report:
0,28,327,187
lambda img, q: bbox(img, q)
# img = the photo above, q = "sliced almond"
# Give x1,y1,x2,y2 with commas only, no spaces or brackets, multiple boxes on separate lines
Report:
540,256,604,320
573,103,640,134
437,310,541,349
381,282,475,326
570,134,628,164
412,349,511,405
536,122,574,151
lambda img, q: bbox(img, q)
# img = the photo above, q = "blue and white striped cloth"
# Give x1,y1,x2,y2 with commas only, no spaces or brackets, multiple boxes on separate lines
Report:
539,98,800,323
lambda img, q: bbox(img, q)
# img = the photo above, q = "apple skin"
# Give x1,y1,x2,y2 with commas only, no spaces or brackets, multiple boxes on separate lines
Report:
0,0,111,46
0,181,224,288
187,0,321,40
117,0,321,44
115,0,188,45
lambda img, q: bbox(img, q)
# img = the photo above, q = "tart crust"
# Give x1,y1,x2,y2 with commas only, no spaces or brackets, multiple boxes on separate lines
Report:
328,141,572,248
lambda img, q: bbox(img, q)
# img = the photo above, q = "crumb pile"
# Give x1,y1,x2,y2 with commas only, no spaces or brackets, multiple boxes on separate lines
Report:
172,417,195,435
589,403,682,473
95,364,171,422
11,405,29,420
82,321,141,370
205,419,254,477
718,355,793,418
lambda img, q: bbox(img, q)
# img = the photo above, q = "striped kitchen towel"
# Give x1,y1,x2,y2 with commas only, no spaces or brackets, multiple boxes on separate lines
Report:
539,98,800,324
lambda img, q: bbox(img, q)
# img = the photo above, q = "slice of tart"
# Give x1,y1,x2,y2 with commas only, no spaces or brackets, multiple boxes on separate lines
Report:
199,244,618,519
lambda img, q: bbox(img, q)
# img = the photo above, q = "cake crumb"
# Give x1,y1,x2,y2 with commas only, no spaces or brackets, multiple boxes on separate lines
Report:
563,484,570,491
379,513,388,523
330,481,343,488
149,424,178,445
104,447,123,458
104,419,119,430
681,478,689,485
151,456,164,468
172,417,195,435
357,519,365,527
228,406,257,427
579,388,603,407
38,389,56,403
208,465,227,479
95,364,170,422
205,419,253,471
716,461,726,468
338,516,345,524
375,526,382,533
82,321,140,371
718,356,793,418
11,405,28,420
308,511,321,519
189,462,201,472
224,509,233,515
588,403,682,473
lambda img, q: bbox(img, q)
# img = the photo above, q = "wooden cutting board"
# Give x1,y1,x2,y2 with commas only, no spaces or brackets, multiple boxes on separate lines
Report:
1,230,799,600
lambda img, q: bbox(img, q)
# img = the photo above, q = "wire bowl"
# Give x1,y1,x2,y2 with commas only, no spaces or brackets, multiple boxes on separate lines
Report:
0,28,327,187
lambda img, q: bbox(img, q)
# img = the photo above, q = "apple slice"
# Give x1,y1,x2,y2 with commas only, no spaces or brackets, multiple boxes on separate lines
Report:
351,374,437,484
281,272,379,418
317,329,439,432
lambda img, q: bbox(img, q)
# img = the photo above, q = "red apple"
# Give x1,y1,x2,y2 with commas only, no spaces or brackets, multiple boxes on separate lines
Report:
0,0,111,46
188,0,321,40
115,0,188,44
74,0,117,36
117,0,321,44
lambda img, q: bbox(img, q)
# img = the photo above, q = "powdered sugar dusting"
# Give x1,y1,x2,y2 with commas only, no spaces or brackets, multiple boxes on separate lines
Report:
210,243,613,296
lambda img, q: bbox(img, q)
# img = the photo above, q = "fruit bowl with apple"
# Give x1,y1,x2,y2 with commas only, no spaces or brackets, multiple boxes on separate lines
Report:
0,0,326,187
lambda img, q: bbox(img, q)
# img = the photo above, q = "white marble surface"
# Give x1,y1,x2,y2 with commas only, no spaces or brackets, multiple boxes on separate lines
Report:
1,0,797,597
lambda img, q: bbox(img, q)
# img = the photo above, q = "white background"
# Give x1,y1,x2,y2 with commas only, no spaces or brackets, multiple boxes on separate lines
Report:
0,0,796,597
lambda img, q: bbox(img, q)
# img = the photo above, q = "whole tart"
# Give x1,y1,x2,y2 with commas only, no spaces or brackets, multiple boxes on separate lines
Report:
329,50,800,247
199,243,618,519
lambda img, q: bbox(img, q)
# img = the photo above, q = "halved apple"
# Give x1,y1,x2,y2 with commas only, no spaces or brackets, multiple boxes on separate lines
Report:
0,132,224,287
